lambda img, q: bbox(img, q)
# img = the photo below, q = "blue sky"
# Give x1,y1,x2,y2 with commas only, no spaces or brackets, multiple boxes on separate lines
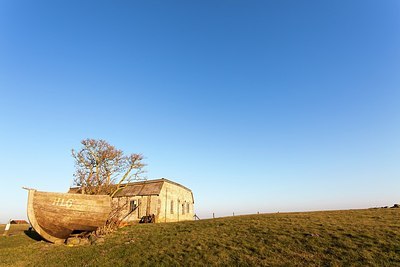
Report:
0,1,399,222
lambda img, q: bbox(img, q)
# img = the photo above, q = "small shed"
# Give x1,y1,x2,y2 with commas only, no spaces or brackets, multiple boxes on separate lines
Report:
10,220,29,224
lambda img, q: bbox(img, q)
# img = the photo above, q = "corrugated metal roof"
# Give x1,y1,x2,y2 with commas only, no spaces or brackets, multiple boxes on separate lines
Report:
112,181,164,197
68,178,193,199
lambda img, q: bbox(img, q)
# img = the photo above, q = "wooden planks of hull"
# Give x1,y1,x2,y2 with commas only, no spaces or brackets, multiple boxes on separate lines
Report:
26,189,111,243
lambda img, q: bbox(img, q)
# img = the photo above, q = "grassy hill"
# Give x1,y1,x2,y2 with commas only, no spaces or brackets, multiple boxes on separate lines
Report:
1,208,399,266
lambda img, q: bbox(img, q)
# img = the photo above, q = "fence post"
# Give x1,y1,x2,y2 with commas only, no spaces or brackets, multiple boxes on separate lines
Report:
213,213,215,219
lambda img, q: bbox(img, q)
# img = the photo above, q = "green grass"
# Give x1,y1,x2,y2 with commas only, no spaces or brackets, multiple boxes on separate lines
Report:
1,209,399,266
0,224,30,236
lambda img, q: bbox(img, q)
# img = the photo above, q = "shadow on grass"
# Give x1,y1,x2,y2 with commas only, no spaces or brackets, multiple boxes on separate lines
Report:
24,230,44,241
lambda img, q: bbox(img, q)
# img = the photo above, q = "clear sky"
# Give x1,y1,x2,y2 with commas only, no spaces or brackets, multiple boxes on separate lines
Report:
0,1,399,223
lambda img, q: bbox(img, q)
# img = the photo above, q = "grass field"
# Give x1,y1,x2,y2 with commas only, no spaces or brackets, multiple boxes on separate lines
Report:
0,224,30,236
1,208,399,266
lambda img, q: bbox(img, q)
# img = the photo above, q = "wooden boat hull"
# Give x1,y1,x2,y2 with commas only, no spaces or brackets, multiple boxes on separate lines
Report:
26,189,111,243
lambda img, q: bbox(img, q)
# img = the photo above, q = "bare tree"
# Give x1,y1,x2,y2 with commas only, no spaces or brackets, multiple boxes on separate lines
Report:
72,139,146,195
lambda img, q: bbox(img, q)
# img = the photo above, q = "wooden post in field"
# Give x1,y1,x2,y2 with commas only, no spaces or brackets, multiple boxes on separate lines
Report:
3,220,11,236
233,212,235,216
213,213,215,219
257,211,259,214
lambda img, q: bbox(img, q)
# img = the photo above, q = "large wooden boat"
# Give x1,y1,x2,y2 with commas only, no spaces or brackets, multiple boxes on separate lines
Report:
25,189,111,243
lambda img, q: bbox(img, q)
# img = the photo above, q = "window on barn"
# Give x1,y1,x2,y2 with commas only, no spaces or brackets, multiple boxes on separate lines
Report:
182,203,185,215
186,203,190,214
170,200,174,214
130,200,137,213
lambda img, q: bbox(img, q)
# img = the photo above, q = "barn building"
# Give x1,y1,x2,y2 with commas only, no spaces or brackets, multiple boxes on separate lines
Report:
112,178,194,223
69,178,194,224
